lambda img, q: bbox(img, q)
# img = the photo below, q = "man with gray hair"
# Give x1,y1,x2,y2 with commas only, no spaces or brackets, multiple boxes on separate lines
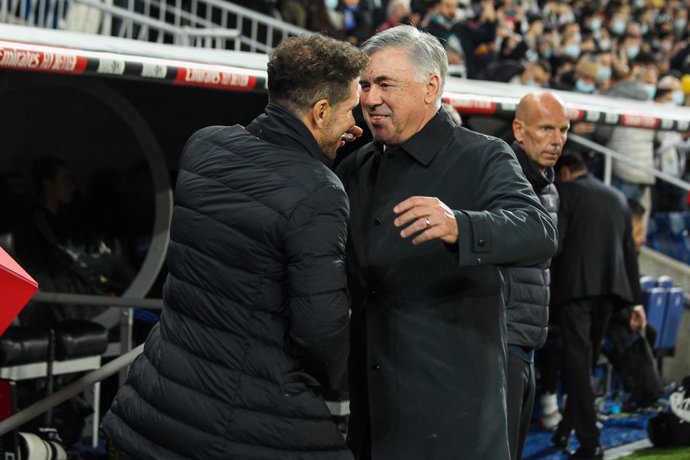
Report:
337,25,558,460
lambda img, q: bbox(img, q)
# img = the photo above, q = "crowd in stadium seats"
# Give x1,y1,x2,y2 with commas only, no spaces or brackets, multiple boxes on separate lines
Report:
235,0,690,262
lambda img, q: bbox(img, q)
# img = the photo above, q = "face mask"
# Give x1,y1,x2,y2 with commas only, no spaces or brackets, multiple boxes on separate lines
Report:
598,66,612,81
325,0,338,9
564,43,581,58
612,19,626,35
644,84,656,100
542,48,553,59
641,24,649,35
627,45,640,59
573,33,582,43
634,0,644,7
576,79,596,93
675,18,687,31
524,79,538,87
599,39,612,51
590,18,601,31
673,90,685,106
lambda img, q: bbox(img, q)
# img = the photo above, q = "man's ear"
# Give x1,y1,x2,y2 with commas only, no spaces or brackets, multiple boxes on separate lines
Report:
310,98,330,129
512,119,524,143
424,74,441,105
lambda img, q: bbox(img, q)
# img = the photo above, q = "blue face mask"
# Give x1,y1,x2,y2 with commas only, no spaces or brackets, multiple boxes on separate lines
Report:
641,24,649,35
644,84,656,100
542,49,553,59
598,66,612,81
673,90,685,106
576,79,596,94
325,0,338,9
524,79,538,88
590,18,601,31
564,44,581,58
675,18,687,31
627,45,640,59
612,19,626,35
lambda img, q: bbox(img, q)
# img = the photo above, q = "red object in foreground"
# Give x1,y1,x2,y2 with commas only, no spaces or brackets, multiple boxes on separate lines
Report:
0,247,38,336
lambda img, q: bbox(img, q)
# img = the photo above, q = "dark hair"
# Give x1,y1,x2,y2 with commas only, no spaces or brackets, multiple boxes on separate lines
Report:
534,59,552,75
555,152,587,173
267,34,368,115
31,156,67,196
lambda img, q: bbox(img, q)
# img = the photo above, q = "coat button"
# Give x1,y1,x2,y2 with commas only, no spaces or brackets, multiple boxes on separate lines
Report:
374,217,381,225
371,363,381,371
478,238,486,247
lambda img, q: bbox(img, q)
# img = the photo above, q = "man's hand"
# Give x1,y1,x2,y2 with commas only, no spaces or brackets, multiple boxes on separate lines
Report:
393,196,458,245
340,125,364,144
630,305,647,333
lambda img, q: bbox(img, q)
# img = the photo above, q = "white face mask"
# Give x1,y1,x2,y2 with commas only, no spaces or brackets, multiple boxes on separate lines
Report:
325,0,338,9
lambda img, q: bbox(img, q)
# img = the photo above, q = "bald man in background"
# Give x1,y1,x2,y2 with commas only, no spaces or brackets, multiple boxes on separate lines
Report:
504,92,570,460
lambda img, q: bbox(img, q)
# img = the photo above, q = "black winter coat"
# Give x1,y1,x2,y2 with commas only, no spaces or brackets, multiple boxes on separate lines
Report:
337,111,558,460
102,104,353,460
503,143,560,350
551,173,643,308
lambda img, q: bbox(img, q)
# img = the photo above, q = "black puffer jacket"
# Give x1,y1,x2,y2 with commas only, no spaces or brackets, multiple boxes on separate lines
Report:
504,143,559,350
102,104,353,460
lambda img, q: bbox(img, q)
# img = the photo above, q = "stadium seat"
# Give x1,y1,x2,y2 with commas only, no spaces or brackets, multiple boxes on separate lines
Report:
640,275,657,292
659,287,685,350
643,287,667,350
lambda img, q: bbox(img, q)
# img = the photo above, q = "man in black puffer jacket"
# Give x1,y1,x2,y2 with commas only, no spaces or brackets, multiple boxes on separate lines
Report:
505,91,569,460
101,34,368,460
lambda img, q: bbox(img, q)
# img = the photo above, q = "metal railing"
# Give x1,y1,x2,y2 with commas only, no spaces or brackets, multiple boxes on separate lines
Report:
0,0,307,52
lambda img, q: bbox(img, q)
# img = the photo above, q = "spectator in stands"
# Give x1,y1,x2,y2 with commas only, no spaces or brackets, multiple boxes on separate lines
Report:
595,50,614,91
102,33,368,460
573,58,601,94
454,0,498,79
522,13,544,54
505,91,569,460
653,75,690,212
339,0,373,45
425,0,463,64
507,59,551,87
338,24,557,460
375,0,411,33
603,57,658,236
550,152,644,460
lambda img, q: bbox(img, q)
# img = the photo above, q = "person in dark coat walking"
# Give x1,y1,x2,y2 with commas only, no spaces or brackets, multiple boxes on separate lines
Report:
101,34,368,460
550,153,644,460
505,91,570,460
337,25,559,460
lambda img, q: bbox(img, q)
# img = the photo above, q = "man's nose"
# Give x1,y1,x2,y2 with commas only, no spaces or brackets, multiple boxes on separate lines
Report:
362,86,382,106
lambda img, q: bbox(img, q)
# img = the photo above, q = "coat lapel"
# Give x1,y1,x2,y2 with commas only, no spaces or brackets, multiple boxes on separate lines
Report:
349,144,380,275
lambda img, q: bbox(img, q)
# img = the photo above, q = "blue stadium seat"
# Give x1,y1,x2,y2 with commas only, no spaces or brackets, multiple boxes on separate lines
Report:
659,287,685,350
639,276,657,292
644,287,667,349
657,275,674,289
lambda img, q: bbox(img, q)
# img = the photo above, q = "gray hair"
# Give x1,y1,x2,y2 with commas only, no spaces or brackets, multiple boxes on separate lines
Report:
361,25,448,106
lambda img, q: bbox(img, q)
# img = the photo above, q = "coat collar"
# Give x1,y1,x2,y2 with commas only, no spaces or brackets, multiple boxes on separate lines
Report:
357,109,455,167
511,142,555,192
246,103,330,166
399,108,455,166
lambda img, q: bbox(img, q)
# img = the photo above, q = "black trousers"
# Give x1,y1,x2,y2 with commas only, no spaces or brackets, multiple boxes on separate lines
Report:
507,353,535,460
556,296,615,450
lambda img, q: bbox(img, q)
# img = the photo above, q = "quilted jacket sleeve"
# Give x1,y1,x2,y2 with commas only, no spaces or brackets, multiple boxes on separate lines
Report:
284,182,351,389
